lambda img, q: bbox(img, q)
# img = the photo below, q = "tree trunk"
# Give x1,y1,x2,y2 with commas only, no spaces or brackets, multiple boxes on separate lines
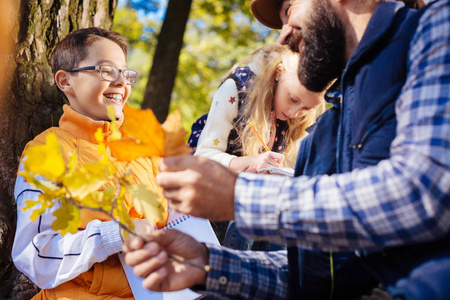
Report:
141,0,193,123
0,0,117,298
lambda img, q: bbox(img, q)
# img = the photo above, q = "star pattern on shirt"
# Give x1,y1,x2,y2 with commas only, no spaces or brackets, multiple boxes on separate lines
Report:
229,97,236,104
213,139,220,146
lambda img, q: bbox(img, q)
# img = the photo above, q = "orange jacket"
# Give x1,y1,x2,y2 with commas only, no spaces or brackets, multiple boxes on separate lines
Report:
22,105,167,299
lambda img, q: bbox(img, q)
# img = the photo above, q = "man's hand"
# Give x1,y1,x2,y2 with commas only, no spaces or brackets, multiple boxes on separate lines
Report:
156,156,237,221
123,229,209,292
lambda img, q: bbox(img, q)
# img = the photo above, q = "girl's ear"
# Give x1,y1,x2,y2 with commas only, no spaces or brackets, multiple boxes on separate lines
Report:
275,63,284,81
54,70,74,96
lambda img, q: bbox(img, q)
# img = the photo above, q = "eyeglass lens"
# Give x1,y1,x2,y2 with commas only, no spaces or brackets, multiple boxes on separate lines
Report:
100,65,138,84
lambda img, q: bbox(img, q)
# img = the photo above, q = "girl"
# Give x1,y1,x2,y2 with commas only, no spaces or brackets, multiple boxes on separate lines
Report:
193,43,324,172
192,44,324,251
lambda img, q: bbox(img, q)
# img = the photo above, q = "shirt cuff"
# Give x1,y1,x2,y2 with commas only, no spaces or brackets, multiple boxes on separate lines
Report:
221,154,237,168
205,244,242,297
99,220,123,256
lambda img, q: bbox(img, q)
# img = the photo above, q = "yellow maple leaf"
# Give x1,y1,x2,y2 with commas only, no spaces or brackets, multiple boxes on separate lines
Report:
84,187,115,210
66,149,79,174
52,203,82,235
26,192,59,221
22,200,42,221
106,105,192,160
128,184,165,224
22,133,65,182
63,170,109,200
128,184,165,222
114,198,135,240
19,171,61,194
106,105,164,160
161,110,193,156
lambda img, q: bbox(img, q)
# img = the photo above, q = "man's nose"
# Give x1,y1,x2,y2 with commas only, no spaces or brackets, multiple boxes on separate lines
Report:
279,24,293,45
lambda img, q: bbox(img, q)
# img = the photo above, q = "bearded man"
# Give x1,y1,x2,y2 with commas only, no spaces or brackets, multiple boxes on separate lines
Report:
123,0,450,299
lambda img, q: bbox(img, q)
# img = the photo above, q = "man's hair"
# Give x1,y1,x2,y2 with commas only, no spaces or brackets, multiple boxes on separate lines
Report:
50,27,128,100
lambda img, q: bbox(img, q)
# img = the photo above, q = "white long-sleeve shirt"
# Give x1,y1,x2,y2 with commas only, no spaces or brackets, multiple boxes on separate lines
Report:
194,78,240,167
12,175,123,289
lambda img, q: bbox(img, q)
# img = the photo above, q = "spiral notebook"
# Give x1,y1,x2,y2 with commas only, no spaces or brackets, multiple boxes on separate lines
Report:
119,210,219,299
258,167,295,176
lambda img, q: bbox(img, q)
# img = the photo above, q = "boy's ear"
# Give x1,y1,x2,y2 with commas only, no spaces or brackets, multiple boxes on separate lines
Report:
54,70,74,96
275,63,284,81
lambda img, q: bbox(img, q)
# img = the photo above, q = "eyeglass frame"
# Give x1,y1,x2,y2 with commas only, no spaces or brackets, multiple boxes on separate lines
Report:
65,65,138,85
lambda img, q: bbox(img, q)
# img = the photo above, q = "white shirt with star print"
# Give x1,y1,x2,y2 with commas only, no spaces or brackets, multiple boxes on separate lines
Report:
194,77,240,167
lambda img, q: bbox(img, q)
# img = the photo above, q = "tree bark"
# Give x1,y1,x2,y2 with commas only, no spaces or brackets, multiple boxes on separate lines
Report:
0,0,117,298
141,0,193,123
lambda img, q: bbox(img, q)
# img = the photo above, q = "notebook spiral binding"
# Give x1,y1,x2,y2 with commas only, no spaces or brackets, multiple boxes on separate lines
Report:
160,215,190,230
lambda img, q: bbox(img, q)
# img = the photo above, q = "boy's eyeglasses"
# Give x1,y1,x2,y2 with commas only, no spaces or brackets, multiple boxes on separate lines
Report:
66,65,138,85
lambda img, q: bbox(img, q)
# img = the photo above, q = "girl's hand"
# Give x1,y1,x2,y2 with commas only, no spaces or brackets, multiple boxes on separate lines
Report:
240,151,284,173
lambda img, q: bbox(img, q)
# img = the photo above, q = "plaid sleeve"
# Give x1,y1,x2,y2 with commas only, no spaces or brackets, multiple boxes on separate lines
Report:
204,244,288,299
234,0,450,252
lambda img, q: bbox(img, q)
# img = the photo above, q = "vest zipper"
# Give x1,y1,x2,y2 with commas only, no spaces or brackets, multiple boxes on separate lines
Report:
348,104,396,151
336,70,347,174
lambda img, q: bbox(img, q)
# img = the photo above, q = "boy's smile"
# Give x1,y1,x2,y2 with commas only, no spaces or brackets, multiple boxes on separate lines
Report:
62,38,131,121
104,93,124,104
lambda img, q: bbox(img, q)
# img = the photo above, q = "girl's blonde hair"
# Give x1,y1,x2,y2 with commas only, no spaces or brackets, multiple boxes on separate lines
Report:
238,44,323,167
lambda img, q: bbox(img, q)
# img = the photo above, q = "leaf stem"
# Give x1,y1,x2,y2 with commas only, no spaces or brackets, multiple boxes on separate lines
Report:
63,188,210,272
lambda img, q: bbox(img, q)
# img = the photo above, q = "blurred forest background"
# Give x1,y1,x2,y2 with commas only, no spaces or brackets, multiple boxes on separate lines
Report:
115,0,277,126
0,0,277,298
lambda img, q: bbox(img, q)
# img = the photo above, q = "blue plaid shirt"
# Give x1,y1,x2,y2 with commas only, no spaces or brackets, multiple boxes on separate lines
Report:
204,0,450,298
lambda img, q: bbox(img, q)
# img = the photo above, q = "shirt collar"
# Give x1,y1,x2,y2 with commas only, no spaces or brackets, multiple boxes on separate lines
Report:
59,104,124,143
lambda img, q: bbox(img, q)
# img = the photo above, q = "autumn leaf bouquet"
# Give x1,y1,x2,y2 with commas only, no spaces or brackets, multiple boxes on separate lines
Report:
19,105,191,238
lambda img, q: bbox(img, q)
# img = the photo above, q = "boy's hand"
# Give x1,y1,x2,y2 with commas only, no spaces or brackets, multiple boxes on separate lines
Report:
156,156,237,221
123,229,209,292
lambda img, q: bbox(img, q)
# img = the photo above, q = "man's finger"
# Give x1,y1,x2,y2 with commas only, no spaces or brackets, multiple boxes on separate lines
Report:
156,169,197,190
151,229,190,249
142,267,168,292
167,199,194,217
159,155,199,172
125,246,158,266
133,250,168,278
123,236,145,253
161,188,182,202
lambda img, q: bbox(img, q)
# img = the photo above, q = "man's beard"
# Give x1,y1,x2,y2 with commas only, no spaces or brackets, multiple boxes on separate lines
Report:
288,0,347,92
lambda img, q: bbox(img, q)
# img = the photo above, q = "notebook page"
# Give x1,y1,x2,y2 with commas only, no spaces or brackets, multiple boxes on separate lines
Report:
119,212,219,299
258,167,295,176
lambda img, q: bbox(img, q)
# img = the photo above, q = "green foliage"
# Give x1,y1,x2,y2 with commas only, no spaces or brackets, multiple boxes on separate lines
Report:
113,8,160,108
173,0,278,130
114,8,158,52
126,47,153,108
114,0,278,131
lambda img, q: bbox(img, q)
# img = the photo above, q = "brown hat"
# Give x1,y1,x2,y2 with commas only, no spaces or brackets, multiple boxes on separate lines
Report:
250,0,283,30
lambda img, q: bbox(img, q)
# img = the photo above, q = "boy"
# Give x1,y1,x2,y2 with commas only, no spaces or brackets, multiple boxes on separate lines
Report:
12,27,166,299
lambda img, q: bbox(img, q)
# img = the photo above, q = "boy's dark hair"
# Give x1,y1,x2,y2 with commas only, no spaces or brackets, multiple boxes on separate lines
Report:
50,27,129,100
